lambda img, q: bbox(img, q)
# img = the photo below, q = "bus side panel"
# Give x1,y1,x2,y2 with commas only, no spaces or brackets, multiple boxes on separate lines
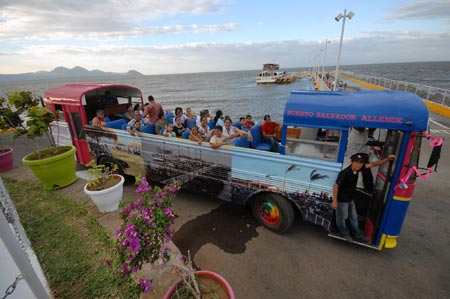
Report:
83,126,342,232
230,148,341,231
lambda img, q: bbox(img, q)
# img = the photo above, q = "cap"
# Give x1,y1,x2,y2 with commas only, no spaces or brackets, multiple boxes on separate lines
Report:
351,153,365,163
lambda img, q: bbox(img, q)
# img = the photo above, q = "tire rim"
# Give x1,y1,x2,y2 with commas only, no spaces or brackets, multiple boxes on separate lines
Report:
257,199,280,225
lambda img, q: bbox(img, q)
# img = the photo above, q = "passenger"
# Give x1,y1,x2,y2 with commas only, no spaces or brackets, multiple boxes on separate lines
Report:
100,91,118,105
196,109,210,127
128,120,142,137
238,117,247,130
244,114,255,130
209,125,227,149
92,109,107,128
344,127,377,192
173,116,187,137
214,110,225,127
261,114,280,152
143,95,164,124
155,111,168,135
198,115,213,141
127,111,146,135
189,125,203,145
332,153,396,242
223,118,252,145
185,107,196,123
123,103,134,122
163,123,176,137
173,107,186,126
133,103,144,117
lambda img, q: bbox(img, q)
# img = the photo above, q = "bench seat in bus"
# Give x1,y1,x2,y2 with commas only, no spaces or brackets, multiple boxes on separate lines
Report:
250,125,271,151
106,118,126,129
141,123,156,134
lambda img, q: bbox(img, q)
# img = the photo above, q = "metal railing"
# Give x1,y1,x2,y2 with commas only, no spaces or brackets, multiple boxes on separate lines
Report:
342,72,449,107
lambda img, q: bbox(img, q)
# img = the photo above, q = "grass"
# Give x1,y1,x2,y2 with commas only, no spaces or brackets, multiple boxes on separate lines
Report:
3,178,140,299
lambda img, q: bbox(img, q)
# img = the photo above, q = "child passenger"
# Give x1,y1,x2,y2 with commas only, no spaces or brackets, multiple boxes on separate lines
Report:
163,123,176,137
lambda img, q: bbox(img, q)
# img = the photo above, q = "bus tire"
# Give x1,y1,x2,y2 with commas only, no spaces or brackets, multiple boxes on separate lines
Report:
251,193,295,233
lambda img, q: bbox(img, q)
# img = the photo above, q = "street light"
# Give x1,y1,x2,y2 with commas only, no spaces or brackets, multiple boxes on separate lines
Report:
333,9,355,91
321,39,330,88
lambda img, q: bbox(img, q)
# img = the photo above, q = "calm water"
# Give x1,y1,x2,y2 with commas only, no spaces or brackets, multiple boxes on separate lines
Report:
1,61,449,122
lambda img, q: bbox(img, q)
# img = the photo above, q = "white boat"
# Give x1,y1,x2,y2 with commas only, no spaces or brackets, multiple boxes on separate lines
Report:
256,63,293,84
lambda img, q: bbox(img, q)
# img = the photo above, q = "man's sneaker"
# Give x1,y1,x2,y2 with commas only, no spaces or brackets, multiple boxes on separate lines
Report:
356,234,368,242
344,235,353,242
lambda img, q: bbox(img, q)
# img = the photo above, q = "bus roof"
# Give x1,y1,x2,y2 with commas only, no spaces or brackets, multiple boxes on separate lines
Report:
43,83,142,103
283,90,429,131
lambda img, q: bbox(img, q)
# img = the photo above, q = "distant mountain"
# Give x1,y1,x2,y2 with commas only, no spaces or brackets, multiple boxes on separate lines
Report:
0,66,144,83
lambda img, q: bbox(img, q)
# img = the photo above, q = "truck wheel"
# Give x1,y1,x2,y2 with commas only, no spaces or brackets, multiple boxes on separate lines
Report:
251,193,295,233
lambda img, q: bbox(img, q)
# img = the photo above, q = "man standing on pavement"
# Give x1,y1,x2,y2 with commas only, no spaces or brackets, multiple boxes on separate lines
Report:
143,95,163,124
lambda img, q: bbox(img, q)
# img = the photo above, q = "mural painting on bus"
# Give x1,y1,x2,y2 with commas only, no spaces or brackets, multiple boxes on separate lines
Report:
84,127,145,177
231,152,340,232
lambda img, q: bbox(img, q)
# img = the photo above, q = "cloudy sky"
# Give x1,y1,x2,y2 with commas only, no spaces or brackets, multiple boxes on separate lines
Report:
0,0,449,75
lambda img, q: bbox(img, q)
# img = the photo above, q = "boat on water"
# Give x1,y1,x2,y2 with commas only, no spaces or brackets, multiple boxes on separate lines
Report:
256,63,294,84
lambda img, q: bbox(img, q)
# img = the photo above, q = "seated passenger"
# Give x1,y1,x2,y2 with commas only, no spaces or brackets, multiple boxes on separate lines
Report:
100,91,118,105
196,109,210,127
92,109,106,128
129,120,142,137
244,114,255,130
214,110,225,127
185,107,196,123
163,123,176,137
189,125,203,145
127,111,146,135
173,107,186,127
210,125,227,149
198,116,213,141
261,114,280,152
123,103,134,122
173,116,187,137
155,111,168,135
223,119,252,145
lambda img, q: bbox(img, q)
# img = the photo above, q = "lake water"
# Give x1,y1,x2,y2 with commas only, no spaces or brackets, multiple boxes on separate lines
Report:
1,61,449,122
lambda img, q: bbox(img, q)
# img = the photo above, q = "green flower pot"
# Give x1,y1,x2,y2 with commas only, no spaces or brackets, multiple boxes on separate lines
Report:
22,145,77,189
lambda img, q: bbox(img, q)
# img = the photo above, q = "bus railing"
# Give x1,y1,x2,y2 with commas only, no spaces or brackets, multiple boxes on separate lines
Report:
341,71,449,107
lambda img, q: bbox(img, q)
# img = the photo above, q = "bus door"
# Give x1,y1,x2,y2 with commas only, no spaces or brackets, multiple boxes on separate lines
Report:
364,129,403,244
63,104,91,164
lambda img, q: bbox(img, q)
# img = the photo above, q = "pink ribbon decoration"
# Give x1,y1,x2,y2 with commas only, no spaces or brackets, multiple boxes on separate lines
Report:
395,134,444,190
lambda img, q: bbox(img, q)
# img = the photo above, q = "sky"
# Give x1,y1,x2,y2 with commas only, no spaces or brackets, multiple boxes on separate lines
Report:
0,0,449,75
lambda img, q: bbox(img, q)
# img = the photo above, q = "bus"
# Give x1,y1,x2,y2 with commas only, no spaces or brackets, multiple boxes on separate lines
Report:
43,84,443,250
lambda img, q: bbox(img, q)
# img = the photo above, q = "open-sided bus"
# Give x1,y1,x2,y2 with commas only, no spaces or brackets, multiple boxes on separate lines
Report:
44,84,442,250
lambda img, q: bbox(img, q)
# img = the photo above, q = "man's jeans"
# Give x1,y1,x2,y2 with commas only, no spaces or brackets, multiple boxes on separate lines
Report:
336,200,363,237
263,136,280,152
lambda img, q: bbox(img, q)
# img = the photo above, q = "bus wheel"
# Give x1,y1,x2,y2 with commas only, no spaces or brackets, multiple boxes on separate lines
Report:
251,193,295,233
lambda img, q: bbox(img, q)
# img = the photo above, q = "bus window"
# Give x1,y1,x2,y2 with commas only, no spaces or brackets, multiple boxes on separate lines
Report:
70,112,85,140
379,130,403,176
285,126,341,161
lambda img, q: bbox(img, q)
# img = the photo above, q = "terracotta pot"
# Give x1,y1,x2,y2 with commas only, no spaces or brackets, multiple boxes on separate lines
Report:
163,270,235,299
83,174,124,213
0,148,14,172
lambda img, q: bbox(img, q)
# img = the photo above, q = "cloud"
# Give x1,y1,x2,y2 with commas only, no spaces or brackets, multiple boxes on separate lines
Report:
0,0,233,40
2,30,448,75
385,0,450,21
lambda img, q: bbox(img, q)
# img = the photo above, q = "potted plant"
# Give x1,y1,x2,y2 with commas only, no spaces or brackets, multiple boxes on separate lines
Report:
0,95,22,172
83,160,125,213
10,90,77,189
111,177,235,298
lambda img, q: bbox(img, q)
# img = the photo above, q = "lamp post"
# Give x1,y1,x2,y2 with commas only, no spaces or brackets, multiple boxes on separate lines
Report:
333,9,355,91
321,39,330,89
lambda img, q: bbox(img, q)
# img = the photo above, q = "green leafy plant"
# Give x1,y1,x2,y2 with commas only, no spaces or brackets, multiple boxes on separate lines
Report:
85,159,120,191
0,94,27,149
2,90,58,158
